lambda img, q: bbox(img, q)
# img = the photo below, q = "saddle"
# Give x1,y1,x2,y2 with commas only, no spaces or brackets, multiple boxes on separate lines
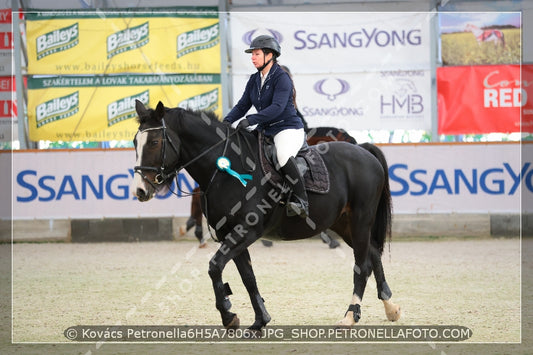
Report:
258,132,330,194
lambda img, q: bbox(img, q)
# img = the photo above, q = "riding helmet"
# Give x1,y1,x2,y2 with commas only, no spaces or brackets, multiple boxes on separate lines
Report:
245,35,281,57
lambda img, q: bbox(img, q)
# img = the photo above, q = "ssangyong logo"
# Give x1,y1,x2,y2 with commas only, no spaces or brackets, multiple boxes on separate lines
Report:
177,23,219,58
314,78,350,101
178,88,219,111
36,92,79,128
107,90,149,127
36,23,79,60
242,29,283,45
301,78,363,118
107,22,149,59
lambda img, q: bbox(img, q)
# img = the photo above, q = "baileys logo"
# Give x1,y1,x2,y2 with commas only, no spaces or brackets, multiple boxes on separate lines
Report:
178,88,218,111
36,92,79,128
107,90,149,127
177,23,219,58
107,22,149,59
36,23,79,60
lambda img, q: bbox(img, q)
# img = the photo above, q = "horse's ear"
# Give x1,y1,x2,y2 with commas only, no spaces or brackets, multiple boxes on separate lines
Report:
155,101,165,120
135,99,147,116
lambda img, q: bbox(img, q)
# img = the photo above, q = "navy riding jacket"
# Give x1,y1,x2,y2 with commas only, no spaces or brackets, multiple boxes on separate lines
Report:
224,63,304,137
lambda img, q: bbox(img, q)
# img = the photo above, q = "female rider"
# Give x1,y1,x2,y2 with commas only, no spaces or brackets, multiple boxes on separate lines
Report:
223,35,308,217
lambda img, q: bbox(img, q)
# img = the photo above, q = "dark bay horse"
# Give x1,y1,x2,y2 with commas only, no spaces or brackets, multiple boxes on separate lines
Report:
132,100,400,331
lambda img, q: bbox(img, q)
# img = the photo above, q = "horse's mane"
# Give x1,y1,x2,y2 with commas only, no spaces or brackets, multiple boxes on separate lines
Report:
187,108,221,123
135,103,223,126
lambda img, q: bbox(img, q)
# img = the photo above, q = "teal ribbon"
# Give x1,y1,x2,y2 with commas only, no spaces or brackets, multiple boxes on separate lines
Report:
216,156,253,187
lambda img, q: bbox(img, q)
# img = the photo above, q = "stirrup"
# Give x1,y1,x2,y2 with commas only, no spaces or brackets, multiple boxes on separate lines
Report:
286,199,309,218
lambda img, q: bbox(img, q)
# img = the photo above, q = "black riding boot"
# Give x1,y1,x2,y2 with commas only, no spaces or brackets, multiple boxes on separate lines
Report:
280,157,309,218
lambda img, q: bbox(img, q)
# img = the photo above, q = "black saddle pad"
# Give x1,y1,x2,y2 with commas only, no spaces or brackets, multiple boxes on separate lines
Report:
258,133,330,194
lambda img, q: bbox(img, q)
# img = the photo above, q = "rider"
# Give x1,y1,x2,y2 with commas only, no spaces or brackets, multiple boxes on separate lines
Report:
223,35,308,218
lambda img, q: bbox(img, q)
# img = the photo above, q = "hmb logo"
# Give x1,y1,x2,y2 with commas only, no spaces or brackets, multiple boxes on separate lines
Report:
313,78,350,101
380,79,423,115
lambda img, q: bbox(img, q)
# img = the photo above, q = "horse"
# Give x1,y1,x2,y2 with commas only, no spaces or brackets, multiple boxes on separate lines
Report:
132,100,401,332
465,23,505,47
180,126,357,248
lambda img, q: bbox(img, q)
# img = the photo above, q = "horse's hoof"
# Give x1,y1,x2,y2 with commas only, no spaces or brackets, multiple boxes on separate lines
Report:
386,305,401,322
179,225,186,236
198,241,207,248
225,314,240,329
336,314,356,327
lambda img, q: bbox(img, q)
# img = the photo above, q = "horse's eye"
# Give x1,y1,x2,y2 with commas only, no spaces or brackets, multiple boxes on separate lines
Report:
150,140,159,146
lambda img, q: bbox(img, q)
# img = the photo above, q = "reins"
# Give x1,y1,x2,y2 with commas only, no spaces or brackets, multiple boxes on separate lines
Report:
135,115,257,243
135,119,253,198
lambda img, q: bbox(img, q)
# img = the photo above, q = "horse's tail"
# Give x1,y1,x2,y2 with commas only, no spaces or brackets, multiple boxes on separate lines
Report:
360,143,392,254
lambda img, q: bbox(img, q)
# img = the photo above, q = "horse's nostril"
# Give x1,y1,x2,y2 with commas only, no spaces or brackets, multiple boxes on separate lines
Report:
136,188,146,199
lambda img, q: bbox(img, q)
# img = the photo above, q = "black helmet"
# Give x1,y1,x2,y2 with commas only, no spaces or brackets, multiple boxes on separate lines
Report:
245,35,281,57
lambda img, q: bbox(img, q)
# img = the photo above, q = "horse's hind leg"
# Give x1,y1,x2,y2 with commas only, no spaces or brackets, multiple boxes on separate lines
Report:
233,249,271,331
370,246,401,321
337,217,373,326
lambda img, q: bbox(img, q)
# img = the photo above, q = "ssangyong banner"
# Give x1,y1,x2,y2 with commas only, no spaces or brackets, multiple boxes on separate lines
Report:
437,64,532,134
8,149,194,219
230,12,431,73
232,69,431,131
5,142,530,220
382,143,526,214
27,73,221,142
25,7,220,75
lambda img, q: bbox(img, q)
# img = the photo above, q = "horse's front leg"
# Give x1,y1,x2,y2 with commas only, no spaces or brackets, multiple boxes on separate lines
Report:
208,243,240,328
233,248,271,332
208,232,261,329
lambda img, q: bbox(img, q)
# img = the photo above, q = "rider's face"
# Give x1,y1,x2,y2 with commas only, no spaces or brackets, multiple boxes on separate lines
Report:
251,49,272,69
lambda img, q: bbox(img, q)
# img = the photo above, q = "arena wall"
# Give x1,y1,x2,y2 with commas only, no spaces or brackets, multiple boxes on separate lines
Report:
2,142,531,242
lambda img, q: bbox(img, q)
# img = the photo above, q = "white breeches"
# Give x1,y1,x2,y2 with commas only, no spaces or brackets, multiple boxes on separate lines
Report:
273,128,306,167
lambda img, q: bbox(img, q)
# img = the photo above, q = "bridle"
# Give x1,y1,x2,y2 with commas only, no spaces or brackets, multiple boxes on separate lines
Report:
134,119,181,190
134,118,250,196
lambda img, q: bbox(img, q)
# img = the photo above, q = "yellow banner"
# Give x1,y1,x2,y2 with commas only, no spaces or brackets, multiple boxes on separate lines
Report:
26,8,220,74
27,74,222,141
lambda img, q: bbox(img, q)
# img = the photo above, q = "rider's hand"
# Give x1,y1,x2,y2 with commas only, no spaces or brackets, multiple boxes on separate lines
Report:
237,118,250,130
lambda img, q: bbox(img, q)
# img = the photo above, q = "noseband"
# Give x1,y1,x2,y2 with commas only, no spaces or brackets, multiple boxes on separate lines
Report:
134,119,180,189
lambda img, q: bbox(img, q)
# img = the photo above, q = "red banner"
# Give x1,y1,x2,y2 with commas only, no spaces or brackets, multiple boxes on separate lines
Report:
437,65,532,134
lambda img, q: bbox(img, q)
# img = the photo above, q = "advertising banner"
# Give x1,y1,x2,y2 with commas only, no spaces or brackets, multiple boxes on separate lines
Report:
0,75,16,142
229,12,432,131
439,12,521,66
382,142,526,214
27,73,222,141
0,8,12,75
25,7,220,75
6,142,529,220
8,149,194,219
437,65,531,134
233,69,432,131
230,12,431,73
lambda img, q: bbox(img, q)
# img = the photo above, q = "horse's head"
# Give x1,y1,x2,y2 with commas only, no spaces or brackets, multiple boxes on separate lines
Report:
132,100,180,202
